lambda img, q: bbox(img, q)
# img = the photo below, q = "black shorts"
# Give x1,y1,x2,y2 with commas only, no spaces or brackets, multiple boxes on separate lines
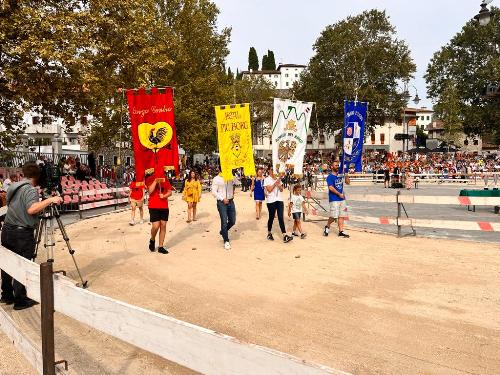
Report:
292,212,302,220
149,208,169,222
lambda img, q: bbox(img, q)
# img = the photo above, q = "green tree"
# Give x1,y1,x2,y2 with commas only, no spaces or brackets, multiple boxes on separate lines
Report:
0,0,233,155
425,8,499,143
433,82,464,145
227,67,234,81
228,76,277,139
267,50,276,70
262,54,269,70
236,68,243,80
0,1,94,145
415,126,428,147
294,9,415,135
261,50,277,70
248,47,259,71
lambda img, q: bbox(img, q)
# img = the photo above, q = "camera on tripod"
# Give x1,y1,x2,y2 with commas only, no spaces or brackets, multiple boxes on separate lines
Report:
38,161,61,196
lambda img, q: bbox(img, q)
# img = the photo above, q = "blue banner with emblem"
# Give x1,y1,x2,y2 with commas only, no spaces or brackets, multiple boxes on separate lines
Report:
340,100,368,173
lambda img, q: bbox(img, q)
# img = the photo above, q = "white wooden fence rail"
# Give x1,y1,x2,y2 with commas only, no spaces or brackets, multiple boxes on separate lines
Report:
0,246,347,375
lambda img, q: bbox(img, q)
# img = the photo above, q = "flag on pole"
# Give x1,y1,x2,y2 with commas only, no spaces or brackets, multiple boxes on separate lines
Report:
126,87,179,185
271,98,314,175
341,100,368,173
215,103,256,181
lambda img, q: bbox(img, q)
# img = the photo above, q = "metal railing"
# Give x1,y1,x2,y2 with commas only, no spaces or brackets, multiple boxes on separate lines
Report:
0,151,89,168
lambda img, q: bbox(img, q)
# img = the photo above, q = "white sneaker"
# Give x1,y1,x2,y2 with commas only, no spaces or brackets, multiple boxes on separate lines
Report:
139,219,144,224
129,220,135,226
224,241,231,250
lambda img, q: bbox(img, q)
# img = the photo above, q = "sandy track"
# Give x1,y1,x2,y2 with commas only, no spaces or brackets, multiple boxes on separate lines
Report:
1,189,499,374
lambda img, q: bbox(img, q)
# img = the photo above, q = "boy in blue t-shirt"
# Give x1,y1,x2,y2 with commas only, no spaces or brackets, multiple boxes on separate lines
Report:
324,160,350,238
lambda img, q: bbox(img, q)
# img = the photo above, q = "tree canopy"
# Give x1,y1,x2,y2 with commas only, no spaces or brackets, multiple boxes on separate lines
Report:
261,50,277,70
294,9,416,135
248,47,259,71
0,0,247,154
425,7,499,143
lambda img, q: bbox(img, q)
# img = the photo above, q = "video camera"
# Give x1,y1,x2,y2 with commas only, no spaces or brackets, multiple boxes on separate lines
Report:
38,161,61,196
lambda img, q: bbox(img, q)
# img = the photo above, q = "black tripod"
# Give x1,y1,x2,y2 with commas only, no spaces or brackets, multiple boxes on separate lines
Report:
35,203,88,288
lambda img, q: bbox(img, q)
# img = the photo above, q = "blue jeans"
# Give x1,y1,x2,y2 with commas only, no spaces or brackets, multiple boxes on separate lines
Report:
217,200,236,242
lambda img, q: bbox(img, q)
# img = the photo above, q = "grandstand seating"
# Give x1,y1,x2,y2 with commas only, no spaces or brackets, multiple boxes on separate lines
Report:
60,176,128,211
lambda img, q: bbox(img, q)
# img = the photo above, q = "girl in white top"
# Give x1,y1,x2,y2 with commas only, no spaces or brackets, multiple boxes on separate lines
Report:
263,164,293,243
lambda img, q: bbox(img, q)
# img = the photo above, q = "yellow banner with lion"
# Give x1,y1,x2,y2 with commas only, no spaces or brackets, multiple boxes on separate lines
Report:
215,103,256,181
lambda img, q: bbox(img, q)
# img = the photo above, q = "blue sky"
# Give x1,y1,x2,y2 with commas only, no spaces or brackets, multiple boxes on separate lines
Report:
213,0,486,108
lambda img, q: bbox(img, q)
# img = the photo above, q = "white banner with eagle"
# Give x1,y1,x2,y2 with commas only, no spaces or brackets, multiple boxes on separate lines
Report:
271,98,314,175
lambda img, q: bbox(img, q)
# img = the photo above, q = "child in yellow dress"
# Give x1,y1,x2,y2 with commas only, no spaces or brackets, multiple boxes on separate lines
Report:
183,171,202,222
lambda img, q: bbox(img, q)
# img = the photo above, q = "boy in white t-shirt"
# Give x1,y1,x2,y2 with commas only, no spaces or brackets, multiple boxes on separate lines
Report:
288,184,308,239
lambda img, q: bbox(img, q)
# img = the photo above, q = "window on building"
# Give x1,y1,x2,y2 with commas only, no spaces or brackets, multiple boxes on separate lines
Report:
426,116,430,121
380,133,385,145
113,156,118,165
274,75,278,78
286,82,289,87
295,74,298,78
275,81,278,86
473,139,479,145
80,116,88,126
125,156,131,166
421,125,425,130
307,135,313,145
420,116,425,121
28,137,52,146
98,154,104,166
285,74,289,77
42,116,52,125
464,140,469,146
32,116,40,125
371,133,375,144
319,134,325,145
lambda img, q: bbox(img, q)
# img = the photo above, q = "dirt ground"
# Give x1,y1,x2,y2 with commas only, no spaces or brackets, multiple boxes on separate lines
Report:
1,189,500,375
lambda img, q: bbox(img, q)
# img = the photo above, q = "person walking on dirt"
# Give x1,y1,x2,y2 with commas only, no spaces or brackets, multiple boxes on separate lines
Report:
323,160,350,238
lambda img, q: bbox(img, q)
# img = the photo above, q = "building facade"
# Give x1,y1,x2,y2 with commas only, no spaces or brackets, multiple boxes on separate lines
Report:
19,111,89,156
364,108,429,153
426,121,483,152
241,63,306,90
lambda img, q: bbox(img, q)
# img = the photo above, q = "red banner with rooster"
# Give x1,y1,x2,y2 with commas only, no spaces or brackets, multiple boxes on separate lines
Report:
126,87,179,185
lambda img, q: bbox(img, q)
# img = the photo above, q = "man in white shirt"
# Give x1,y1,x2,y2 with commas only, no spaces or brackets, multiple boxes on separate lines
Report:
211,167,237,250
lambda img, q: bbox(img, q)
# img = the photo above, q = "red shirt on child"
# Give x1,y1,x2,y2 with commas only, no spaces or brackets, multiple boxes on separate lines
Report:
129,181,144,201
147,179,172,209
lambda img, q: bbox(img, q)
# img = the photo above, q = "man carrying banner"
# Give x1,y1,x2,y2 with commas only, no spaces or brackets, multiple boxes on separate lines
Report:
147,177,173,254
323,160,350,238
211,167,237,251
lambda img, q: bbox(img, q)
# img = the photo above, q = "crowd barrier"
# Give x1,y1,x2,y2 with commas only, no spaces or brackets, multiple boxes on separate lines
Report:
305,190,500,235
0,246,346,375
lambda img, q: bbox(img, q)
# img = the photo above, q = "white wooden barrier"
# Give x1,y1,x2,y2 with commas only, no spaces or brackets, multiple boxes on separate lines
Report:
306,191,500,206
0,309,68,374
343,215,500,232
0,246,346,375
346,194,500,206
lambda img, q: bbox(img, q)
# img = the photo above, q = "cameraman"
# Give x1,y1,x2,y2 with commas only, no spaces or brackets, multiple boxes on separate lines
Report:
0,162,62,310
